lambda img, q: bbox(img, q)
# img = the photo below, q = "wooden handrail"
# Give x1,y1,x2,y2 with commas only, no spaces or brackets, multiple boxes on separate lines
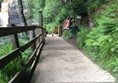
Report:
0,25,44,37
26,40,42,67
0,33,43,69
0,25,46,83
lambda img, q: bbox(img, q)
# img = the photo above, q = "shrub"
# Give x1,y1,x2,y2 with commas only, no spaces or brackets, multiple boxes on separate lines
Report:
76,27,89,48
83,1,118,79
0,34,32,82
62,29,72,39
76,1,118,79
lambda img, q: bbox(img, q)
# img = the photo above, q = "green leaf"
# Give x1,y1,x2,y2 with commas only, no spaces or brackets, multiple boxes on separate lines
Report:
111,48,115,52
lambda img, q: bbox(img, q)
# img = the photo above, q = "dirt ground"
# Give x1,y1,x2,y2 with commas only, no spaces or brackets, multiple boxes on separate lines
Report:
66,38,77,47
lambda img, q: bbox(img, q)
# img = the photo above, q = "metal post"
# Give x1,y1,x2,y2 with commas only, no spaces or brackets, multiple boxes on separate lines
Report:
30,30,36,51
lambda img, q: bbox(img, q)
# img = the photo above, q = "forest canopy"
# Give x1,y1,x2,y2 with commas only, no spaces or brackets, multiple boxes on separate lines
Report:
28,0,106,27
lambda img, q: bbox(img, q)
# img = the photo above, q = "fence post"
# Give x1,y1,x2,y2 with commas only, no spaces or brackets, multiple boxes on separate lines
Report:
12,25,22,59
8,24,20,50
39,11,43,27
39,11,45,44
58,25,62,36
35,11,43,44
29,29,36,51
8,24,22,60
39,11,44,42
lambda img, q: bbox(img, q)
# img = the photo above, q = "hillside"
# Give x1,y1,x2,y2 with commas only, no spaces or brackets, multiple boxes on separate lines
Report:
76,0,118,80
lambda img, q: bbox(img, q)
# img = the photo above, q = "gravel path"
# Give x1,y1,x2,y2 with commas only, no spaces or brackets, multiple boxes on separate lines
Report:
31,34,115,83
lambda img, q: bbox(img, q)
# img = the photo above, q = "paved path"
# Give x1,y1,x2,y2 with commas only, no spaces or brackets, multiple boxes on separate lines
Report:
31,35,115,83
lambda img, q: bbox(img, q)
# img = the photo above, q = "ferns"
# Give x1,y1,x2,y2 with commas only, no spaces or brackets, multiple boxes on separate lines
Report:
76,0,118,79
76,26,89,48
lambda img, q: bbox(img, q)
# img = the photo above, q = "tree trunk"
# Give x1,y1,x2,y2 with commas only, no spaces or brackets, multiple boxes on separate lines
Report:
88,10,93,28
17,0,27,26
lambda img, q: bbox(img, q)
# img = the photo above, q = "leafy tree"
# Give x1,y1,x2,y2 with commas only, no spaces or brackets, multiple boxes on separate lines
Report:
43,0,61,24
27,0,45,23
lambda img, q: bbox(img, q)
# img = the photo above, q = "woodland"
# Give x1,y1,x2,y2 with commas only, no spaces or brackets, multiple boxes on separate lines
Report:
0,0,118,82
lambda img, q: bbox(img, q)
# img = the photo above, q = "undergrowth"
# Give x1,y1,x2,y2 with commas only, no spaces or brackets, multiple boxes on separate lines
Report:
0,35,32,83
62,29,72,39
77,0,118,81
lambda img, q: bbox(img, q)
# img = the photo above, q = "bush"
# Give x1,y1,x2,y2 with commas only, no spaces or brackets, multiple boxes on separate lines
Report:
62,30,72,39
0,34,32,82
83,1,118,79
0,43,21,82
76,27,89,48
76,1,118,79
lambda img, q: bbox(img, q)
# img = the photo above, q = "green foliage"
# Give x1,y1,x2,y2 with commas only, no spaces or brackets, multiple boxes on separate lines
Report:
43,0,61,24
46,23,56,34
27,0,45,22
62,30,72,39
0,42,22,82
27,0,117,79
0,35,32,82
85,1,118,60
19,35,29,46
76,27,89,48
0,43,12,82
86,0,106,10
0,44,12,58
22,47,32,61
76,0,118,79
27,0,107,31
55,7,70,24
0,59,22,82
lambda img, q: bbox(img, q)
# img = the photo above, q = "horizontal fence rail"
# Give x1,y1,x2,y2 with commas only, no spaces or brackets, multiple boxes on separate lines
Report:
0,25,44,37
0,25,46,83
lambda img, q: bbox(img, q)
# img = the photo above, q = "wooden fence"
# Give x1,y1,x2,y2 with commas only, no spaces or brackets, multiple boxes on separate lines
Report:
0,25,46,83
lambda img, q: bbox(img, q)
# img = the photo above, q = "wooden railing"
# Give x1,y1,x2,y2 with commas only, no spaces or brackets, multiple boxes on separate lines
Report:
0,25,46,83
